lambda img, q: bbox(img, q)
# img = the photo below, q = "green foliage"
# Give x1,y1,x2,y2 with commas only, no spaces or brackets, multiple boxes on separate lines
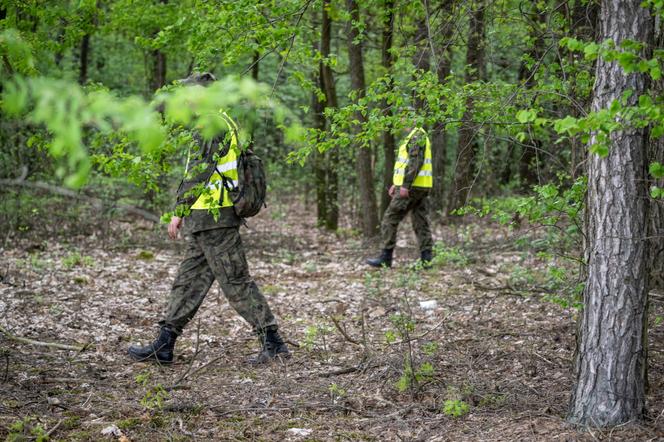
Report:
303,323,332,353
6,416,49,442
62,251,94,269
431,242,469,268
135,370,170,411
442,399,470,418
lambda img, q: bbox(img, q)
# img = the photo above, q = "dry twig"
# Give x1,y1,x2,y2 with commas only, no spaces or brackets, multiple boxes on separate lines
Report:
0,324,88,352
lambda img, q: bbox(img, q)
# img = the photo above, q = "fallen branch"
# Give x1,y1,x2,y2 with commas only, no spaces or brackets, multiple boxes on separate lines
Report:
0,324,89,352
0,178,160,223
328,315,361,346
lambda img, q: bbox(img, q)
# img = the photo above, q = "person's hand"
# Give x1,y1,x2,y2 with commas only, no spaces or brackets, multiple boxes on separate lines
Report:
388,185,396,197
399,187,410,198
168,216,182,240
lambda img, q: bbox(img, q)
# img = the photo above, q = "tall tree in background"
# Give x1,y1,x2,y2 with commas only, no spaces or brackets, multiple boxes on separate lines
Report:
149,0,168,92
517,2,546,189
430,0,456,213
568,1,653,426
347,0,378,236
380,0,396,217
320,0,339,230
448,0,486,213
568,0,599,179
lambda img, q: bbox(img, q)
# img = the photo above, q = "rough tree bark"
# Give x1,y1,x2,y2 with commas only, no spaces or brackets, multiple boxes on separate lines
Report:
347,0,378,236
380,0,396,217
568,1,653,426
321,0,339,230
649,19,664,292
447,0,486,214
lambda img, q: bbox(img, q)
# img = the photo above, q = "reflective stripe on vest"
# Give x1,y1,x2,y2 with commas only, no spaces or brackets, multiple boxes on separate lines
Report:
190,111,240,210
392,127,433,188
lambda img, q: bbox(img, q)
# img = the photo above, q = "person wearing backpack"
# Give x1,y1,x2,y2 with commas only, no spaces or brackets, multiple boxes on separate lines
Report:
128,72,289,365
366,123,433,268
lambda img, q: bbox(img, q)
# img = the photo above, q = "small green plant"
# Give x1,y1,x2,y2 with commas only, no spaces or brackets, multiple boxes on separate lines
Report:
442,399,470,418
363,271,384,299
62,251,94,269
328,383,347,402
135,370,170,411
396,361,435,392
136,250,155,260
431,242,469,268
7,416,49,442
303,324,332,353
421,341,438,357
304,261,317,273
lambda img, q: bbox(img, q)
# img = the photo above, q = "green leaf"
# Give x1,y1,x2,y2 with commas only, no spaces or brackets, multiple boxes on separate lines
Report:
516,109,536,123
650,162,664,179
589,143,609,157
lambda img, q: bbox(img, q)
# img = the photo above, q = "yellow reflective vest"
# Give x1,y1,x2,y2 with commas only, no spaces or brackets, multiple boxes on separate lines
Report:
190,111,240,210
392,127,432,188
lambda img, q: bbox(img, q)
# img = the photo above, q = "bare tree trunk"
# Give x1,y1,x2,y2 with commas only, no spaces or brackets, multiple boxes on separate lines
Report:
321,0,338,230
430,0,456,213
347,0,378,236
447,0,486,214
150,49,167,91
568,0,653,426
380,0,396,217
313,63,328,226
412,17,430,109
517,3,546,190
78,34,90,85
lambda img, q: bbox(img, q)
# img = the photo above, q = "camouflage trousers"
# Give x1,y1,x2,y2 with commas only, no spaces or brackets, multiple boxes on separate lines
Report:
160,227,277,335
381,188,433,252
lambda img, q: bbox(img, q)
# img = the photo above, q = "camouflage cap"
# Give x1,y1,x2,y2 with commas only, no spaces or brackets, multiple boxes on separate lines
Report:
178,72,216,86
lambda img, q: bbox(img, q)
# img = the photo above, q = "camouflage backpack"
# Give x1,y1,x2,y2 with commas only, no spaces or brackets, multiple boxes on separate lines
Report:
223,148,267,218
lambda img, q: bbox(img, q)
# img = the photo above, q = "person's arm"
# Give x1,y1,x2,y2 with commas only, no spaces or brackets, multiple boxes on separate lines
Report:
401,133,425,190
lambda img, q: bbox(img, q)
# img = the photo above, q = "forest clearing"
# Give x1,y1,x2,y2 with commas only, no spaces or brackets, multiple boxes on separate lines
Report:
2,202,664,441
2,0,664,440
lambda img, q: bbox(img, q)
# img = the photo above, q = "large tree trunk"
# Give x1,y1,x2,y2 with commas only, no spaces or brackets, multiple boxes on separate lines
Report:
447,0,486,214
347,0,378,237
321,0,338,230
430,0,456,213
649,18,664,292
380,0,396,217
568,1,653,426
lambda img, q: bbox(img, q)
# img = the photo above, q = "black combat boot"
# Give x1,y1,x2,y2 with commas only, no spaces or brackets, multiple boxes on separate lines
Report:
254,326,290,364
366,249,393,268
420,249,433,269
128,327,177,365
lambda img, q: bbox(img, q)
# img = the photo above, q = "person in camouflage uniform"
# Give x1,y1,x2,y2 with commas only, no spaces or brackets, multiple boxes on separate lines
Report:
128,72,289,365
367,124,433,268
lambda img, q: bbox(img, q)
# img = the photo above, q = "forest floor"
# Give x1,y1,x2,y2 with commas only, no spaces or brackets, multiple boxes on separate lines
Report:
2,199,664,442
